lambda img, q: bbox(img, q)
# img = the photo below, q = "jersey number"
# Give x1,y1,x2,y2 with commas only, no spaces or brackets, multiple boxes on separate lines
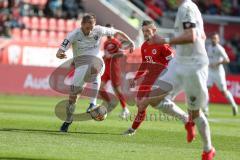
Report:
145,56,154,63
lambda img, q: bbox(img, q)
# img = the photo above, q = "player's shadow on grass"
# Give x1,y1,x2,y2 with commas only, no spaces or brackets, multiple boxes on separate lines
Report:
0,128,121,136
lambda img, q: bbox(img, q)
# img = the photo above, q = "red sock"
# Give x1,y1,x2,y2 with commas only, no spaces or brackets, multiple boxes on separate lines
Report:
99,87,111,102
116,92,126,109
132,110,146,130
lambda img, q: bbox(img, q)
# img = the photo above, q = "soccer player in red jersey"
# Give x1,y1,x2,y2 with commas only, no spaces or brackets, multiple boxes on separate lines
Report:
124,20,174,134
100,24,130,118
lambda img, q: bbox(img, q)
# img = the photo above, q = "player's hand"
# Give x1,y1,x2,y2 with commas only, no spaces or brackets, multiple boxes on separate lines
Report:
56,49,67,59
128,41,135,53
129,79,135,88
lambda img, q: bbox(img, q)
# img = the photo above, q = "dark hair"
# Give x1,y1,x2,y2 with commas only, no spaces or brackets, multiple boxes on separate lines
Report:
142,20,155,27
82,13,96,23
105,23,113,28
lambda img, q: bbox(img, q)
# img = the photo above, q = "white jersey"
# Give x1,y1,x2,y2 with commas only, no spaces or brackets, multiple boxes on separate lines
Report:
174,0,208,65
207,43,229,71
60,25,117,59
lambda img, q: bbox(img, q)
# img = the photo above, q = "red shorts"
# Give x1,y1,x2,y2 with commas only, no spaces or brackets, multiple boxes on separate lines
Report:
136,67,164,99
101,58,121,87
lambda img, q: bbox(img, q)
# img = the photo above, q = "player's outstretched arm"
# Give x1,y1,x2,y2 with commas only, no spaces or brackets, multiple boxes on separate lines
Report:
114,30,135,53
149,28,197,45
56,49,67,59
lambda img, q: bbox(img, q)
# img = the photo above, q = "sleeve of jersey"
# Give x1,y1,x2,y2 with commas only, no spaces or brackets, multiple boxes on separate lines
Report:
98,26,117,37
163,45,174,61
59,31,75,51
181,6,197,29
220,46,229,60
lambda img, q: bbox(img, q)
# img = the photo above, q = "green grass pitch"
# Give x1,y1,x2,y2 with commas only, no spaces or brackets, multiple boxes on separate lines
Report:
0,95,240,160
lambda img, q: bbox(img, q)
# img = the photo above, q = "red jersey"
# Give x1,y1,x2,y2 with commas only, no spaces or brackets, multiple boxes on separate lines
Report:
102,38,123,86
103,38,122,55
134,41,174,80
135,41,174,99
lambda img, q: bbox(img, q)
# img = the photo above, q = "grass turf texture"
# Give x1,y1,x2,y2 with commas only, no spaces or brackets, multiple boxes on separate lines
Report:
0,95,240,160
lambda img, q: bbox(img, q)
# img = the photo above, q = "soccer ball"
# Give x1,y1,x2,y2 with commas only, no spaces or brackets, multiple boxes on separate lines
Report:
90,105,108,121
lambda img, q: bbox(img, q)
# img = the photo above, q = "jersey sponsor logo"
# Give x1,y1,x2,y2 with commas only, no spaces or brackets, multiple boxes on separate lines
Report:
152,49,157,54
61,39,70,48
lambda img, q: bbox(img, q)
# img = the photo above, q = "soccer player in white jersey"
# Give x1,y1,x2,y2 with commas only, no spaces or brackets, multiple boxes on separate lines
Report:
56,13,135,132
206,33,238,116
147,0,216,159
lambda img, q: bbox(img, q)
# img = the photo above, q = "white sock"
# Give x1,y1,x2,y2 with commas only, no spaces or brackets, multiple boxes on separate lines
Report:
157,99,188,124
89,76,101,105
225,90,237,108
193,111,212,151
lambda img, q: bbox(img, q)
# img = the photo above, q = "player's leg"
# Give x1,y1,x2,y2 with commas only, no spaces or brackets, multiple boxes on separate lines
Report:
110,58,130,118
184,66,215,158
113,85,130,119
204,69,214,117
123,104,147,135
216,68,238,115
86,58,105,112
60,65,87,132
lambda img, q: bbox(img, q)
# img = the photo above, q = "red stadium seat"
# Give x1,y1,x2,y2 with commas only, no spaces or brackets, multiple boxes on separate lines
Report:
30,30,39,41
31,17,39,29
49,18,57,31
48,31,57,42
11,28,21,40
30,0,40,5
74,21,80,29
21,29,30,41
66,20,75,32
57,19,66,32
39,17,48,30
39,0,47,8
22,16,31,29
39,30,48,42
57,32,66,43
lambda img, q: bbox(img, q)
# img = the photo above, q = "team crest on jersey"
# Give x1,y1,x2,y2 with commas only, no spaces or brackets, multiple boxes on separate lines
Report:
94,35,99,40
152,49,157,54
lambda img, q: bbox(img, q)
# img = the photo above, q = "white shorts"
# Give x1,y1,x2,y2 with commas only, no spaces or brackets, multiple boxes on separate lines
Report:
72,55,105,87
159,59,209,110
207,67,227,91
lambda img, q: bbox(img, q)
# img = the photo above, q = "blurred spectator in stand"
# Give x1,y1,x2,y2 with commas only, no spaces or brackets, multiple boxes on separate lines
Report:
0,14,11,37
128,11,140,29
221,0,232,15
166,0,178,11
206,0,221,15
193,0,208,13
155,0,168,12
144,0,162,25
231,0,240,16
62,0,84,19
44,0,62,18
